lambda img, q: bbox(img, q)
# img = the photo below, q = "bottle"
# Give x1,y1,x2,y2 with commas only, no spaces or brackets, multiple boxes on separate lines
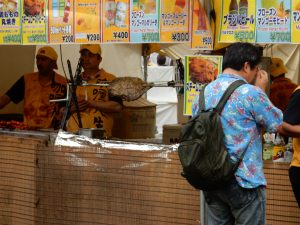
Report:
105,0,116,27
273,134,285,162
229,0,238,15
63,0,71,23
284,137,293,163
263,133,273,161
239,0,248,16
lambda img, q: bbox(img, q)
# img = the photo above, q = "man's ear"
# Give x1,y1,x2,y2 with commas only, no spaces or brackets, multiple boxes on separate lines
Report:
243,62,250,72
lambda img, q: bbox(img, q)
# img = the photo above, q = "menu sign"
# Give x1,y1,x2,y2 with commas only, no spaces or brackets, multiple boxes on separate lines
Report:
256,0,291,43
219,0,256,43
74,0,101,43
0,0,21,44
102,0,130,42
130,0,160,43
184,55,222,116
48,0,74,43
291,1,300,43
191,0,213,49
21,0,47,44
160,0,190,43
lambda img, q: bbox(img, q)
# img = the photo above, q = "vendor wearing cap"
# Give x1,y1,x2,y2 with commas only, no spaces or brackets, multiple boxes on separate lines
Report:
66,44,122,138
269,57,298,112
0,46,67,129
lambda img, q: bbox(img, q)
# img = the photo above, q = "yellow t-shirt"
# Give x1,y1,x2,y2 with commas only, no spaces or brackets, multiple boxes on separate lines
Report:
24,72,67,129
291,86,300,167
67,69,117,138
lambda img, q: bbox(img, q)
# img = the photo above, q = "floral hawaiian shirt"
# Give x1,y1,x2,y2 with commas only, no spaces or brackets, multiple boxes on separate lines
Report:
192,74,283,188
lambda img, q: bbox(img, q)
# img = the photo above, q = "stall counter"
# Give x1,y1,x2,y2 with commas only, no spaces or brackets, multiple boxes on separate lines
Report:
0,130,299,225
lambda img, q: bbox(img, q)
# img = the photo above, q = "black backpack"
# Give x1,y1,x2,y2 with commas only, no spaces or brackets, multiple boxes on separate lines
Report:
178,80,246,191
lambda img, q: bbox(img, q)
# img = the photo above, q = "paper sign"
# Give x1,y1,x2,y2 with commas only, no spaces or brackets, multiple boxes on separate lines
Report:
256,0,291,43
21,0,47,44
0,0,21,44
48,0,74,43
191,0,213,49
130,0,160,43
219,0,256,43
74,0,101,43
183,55,222,116
291,1,300,43
160,0,190,43
102,0,130,42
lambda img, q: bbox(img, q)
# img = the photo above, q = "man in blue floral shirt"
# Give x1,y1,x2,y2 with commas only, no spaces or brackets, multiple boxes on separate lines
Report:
192,43,282,225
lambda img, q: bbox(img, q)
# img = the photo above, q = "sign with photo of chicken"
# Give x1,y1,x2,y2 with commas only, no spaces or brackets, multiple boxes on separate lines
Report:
74,0,101,43
183,55,222,115
0,0,21,44
21,0,47,44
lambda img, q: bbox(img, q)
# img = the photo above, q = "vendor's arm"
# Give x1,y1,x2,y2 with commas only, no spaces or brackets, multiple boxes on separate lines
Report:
278,88,300,137
88,96,122,113
0,76,25,109
71,96,122,113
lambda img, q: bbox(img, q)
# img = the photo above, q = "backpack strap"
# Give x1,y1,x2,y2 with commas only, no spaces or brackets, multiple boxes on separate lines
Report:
215,79,246,113
199,84,208,111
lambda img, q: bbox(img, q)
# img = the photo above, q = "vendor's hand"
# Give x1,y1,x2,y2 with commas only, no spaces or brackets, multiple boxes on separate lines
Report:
254,69,269,93
71,96,90,112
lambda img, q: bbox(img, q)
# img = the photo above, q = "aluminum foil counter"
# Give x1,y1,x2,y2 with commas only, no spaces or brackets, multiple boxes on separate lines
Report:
0,129,299,224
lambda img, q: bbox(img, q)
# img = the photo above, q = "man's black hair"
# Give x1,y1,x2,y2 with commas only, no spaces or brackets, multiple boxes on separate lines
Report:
157,54,167,66
222,42,261,71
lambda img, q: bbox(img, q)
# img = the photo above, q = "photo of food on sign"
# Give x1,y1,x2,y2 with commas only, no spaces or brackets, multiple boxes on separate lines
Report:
188,56,218,84
0,0,18,12
132,0,156,14
23,0,45,16
105,0,128,28
261,0,289,18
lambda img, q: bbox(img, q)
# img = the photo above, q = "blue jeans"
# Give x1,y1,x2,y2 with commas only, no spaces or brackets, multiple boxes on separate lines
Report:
203,180,266,225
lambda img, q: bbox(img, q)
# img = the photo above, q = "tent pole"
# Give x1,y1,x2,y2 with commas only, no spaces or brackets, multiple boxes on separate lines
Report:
142,44,149,99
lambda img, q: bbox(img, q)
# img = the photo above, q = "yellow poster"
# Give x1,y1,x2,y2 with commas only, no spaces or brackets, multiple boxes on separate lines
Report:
0,0,21,44
74,0,101,43
292,1,300,43
21,0,47,44
183,55,222,116
102,0,130,42
48,0,74,43
160,0,190,43
219,0,256,43
191,0,213,49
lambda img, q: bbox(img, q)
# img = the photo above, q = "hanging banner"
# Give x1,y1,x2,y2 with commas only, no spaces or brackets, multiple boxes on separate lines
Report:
291,1,300,43
48,0,74,43
0,0,21,44
130,0,160,43
160,0,190,43
256,0,291,43
219,0,256,43
74,0,101,43
21,0,47,44
183,55,222,116
191,0,213,49
102,0,130,42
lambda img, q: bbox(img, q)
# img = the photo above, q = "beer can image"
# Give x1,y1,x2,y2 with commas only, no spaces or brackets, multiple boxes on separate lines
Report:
105,0,116,27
